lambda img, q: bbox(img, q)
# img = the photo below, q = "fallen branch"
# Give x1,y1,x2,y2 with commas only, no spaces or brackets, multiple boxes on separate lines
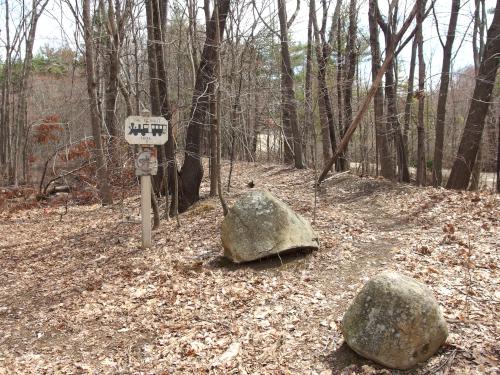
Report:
42,160,91,196
317,3,419,185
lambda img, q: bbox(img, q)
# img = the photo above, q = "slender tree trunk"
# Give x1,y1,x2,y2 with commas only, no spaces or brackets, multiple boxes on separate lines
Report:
209,87,217,196
305,1,314,166
311,0,340,168
447,1,500,190
432,0,460,186
340,0,357,171
416,0,427,186
368,0,394,179
277,0,304,169
83,0,113,204
379,3,410,182
496,115,500,193
403,37,417,164
336,19,344,168
1,0,12,181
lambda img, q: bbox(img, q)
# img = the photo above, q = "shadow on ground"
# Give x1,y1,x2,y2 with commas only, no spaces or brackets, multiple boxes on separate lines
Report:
323,342,382,373
208,248,315,272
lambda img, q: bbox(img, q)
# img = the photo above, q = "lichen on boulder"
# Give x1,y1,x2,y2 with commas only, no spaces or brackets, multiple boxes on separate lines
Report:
342,271,448,370
221,190,319,263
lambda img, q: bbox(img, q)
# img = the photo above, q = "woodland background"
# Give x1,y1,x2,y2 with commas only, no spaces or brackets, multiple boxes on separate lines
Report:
0,0,499,213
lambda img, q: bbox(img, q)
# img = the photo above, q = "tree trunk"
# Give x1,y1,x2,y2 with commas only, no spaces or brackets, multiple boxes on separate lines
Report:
432,0,460,186
368,0,394,179
497,115,500,193
378,3,410,182
416,0,426,186
83,0,113,205
178,0,231,212
446,1,500,190
403,37,417,164
305,1,314,166
336,19,343,162
311,0,340,168
339,0,357,171
277,0,304,169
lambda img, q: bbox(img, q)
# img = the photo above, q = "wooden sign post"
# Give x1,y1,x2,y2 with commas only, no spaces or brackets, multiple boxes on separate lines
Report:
125,112,168,248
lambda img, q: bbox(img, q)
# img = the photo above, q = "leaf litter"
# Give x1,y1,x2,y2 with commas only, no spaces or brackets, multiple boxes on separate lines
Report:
0,161,498,374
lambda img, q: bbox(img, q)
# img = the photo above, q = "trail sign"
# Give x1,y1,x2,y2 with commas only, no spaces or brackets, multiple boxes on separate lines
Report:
125,116,168,145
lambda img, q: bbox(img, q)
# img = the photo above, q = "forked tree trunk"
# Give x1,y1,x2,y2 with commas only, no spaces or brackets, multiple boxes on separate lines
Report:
432,0,460,186
446,1,500,190
178,0,231,212
377,2,410,182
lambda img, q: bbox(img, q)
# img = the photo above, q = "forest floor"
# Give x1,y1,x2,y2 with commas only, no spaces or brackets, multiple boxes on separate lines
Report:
0,161,498,374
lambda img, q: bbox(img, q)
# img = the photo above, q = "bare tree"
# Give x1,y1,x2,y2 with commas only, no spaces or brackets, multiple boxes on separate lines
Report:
446,1,500,190
82,0,113,204
339,0,357,171
376,1,410,182
178,0,231,212
368,0,394,179
318,1,419,183
432,0,460,186
311,0,342,167
277,0,304,168
415,0,427,186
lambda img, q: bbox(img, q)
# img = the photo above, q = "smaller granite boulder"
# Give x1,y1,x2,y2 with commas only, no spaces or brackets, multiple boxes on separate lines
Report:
221,190,319,263
342,271,448,370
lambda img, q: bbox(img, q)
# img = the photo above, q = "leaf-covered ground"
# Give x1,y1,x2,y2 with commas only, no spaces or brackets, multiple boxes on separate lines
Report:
0,162,498,374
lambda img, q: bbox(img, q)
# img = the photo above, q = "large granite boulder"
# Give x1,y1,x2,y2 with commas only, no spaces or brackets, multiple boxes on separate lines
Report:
221,190,319,263
342,271,448,370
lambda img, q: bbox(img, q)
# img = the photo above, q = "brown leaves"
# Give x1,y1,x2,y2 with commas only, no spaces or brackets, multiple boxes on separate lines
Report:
0,162,498,374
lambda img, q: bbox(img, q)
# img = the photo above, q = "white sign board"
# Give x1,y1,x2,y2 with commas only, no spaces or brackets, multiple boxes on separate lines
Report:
125,116,168,145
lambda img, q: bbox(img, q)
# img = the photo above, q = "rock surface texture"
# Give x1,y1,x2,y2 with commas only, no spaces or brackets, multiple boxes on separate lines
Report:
221,190,319,263
342,271,448,370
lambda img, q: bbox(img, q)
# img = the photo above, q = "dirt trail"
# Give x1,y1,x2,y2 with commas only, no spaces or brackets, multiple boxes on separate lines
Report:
0,162,497,374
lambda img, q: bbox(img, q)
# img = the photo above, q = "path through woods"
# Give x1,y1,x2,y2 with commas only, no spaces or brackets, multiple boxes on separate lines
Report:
0,162,498,373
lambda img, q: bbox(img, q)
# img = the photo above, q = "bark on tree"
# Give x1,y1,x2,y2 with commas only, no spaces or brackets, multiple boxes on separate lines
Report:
497,115,500,193
432,0,460,187
416,0,427,186
102,0,131,165
305,0,315,165
339,0,357,171
83,0,113,205
178,0,231,212
377,1,410,182
403,37,417,162
277,0,304,169
368,0,394,179
311,0,342,168
446,1,500,190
